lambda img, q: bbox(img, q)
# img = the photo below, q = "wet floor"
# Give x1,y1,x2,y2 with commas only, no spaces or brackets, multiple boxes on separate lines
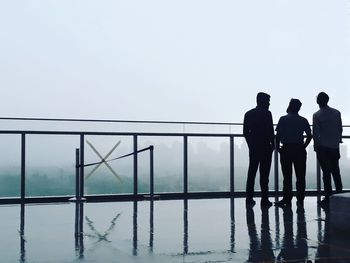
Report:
0,197,349,263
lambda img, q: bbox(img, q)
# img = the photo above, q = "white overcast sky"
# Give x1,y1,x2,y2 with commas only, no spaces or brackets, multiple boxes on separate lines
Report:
0,0,349,125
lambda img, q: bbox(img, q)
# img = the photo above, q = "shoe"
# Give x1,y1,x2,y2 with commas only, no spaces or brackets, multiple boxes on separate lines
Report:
275,199,291,207
246,198,256,206
261,199,273,207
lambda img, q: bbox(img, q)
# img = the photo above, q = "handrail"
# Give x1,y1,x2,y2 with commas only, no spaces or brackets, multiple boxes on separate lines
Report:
0,130,245,137
0,116,349,127
0,117,243,126
0,130,349,139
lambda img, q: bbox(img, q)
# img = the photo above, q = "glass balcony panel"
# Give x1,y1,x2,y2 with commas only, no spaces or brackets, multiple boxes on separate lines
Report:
0,135,21,197
26,135,78,197
188,137,230,192
138,136,183,194
84,135,133,195
340,139,350,189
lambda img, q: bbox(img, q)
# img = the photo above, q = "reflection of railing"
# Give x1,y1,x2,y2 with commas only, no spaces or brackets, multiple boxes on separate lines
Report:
17,197,329,261
0,121,349,203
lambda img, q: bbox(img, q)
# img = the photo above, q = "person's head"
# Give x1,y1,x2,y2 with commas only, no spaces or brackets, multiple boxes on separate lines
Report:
287,98,302,114
316,92,329,108
256,92,270,109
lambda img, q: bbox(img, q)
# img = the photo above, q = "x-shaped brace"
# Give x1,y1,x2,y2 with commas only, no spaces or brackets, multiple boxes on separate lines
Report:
85,140,122,182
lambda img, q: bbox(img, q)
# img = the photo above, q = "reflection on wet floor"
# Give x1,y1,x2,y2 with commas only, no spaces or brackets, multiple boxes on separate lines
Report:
2,197,350,263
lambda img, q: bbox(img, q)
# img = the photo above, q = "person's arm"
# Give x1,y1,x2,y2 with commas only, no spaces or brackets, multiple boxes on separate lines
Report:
304,120,312,148
243,113,251,147
275,119,281,152
268,111,275,149
275,133,281,152
312,114,320,151
339,111,343,143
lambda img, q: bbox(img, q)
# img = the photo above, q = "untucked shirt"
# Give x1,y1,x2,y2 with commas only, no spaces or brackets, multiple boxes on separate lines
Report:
313,106,342,149
243,106,274,148
276,113,311,144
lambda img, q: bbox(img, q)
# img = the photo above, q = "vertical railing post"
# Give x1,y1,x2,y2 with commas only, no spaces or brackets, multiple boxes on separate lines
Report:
316,160,321,202
183,136,188,195
274,149,279,199
150,145,154,198
79,134,85,199
229,136,234,196
133,135,138,197
21,133,26,201
75,148,80,200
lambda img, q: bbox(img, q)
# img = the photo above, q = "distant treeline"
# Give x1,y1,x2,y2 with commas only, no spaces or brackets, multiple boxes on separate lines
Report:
0,166,330,197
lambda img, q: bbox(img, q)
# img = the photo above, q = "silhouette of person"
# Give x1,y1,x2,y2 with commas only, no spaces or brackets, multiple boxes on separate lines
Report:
243,92,275,206
313,92,343,206
275,99,312,207
246,206,275,262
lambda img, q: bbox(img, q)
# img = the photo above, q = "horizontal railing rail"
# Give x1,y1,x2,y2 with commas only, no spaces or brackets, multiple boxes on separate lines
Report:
1,116,350,127
0,117,244,126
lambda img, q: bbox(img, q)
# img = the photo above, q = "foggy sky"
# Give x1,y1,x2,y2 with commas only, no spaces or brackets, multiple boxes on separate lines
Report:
0,0,349,125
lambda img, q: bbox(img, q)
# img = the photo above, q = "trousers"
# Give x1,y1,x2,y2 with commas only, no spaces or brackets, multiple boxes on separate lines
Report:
246,147,273,200
316,146,342,198
280,144,306,202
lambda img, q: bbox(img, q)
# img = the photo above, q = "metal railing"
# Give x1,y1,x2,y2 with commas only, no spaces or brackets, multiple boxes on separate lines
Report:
0,117,349,204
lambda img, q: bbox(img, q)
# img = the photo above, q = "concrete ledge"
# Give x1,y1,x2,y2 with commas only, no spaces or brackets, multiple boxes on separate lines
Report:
330,193,350,232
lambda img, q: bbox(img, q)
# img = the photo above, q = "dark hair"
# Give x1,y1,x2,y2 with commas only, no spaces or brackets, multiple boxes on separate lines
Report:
287,98,302,113
256,92,270,106
317,92,329,107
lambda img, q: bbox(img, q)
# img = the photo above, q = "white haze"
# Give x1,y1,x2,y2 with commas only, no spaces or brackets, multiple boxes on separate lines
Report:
0,0,349,126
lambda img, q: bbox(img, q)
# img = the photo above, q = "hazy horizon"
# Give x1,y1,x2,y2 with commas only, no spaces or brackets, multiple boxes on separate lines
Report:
0,0,349,125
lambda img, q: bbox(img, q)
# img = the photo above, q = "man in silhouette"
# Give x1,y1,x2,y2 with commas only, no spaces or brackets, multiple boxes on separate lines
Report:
313,92,343,206
275,99,312,207
243,92,275,206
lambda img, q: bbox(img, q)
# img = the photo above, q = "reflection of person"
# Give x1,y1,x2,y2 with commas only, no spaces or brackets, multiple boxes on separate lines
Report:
275,99,312,207
246,206,275,262
243,92,275,206
295,207,308,261
313,92,343,206
315,207,331,262
277,206,308,262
